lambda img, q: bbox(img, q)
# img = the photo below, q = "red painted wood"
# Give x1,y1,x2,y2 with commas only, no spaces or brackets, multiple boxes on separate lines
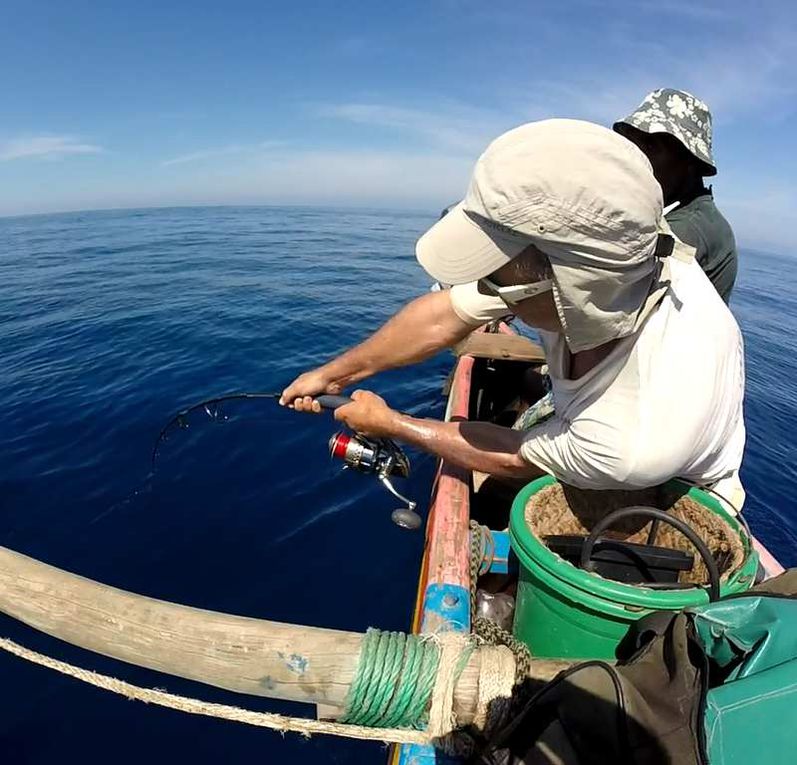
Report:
410,353,474,633
753,537,785,578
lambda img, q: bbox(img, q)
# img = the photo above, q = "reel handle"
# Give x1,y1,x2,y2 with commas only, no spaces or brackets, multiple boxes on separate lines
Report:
316,395,354,410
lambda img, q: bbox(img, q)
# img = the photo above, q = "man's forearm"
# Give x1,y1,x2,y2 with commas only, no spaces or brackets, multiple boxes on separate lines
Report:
318,291,474,389
388,414,545,480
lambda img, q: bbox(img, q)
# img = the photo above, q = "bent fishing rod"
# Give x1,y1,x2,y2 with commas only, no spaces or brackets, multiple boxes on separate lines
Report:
152,392,421,530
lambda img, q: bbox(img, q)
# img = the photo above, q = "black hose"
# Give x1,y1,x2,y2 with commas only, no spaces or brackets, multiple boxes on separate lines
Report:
579,505,722,602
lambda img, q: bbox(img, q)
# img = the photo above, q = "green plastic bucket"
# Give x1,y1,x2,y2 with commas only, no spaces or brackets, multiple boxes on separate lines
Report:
509,476,759,660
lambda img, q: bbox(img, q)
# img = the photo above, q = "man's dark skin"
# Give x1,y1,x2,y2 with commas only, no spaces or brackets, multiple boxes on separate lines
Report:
616,124,738,304
618,128,707,206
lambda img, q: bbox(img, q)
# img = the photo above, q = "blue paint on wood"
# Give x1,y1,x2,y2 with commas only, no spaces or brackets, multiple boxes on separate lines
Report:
395,582,471,765
420,583,470,633
396,743,463,765
395,532,515,763
276,651,309,675
488,530,511,575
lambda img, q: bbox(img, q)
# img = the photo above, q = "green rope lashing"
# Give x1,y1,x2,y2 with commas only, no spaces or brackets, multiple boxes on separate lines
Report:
380,631,421,727
341,629,441,729
353,629,401,725
360,631,405,726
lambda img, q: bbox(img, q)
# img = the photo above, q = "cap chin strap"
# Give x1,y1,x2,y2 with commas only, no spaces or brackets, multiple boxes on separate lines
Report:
657,217,696,263
631,220,696,332
653,231,675,259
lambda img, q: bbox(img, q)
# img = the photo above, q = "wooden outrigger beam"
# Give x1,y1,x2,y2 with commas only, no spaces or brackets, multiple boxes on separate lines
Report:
0,546,569,724
0,546,361,706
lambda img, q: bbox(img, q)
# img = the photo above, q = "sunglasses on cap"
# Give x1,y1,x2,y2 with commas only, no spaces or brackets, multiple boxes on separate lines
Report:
477,276,553,306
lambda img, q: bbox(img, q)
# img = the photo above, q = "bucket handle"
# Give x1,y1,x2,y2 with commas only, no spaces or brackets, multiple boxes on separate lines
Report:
580,506,721,602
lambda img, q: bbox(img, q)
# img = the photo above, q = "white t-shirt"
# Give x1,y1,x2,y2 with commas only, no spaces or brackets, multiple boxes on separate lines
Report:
449,259,745,490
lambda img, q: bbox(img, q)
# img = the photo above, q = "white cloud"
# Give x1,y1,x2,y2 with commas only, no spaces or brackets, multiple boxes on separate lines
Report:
161,145,246,167
631,1,737,21
508,33,796,130
181,148,471,207
557,10,795,125
0,135,104,161
3,142,795,254
318,15,795,154
322,5,797,252
318,103,520,155
576,0,740,23
161,140,287,167
0,147,470,217
3,3,795,252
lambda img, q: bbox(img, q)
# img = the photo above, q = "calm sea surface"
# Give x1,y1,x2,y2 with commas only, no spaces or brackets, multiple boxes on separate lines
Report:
0,206,795,763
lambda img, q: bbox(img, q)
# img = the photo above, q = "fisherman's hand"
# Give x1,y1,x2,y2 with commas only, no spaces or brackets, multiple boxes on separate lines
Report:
280,369,341,412
334,390,400,437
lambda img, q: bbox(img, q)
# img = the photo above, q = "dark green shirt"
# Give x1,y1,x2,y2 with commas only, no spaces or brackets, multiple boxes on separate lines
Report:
666,191,737,304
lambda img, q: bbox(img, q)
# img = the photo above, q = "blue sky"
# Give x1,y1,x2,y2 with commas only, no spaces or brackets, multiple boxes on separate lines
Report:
1,0,795,251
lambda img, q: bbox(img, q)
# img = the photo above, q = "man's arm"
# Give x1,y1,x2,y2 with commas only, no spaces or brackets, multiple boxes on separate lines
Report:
331,390,546,480
393,416,546,480
281,290,475,405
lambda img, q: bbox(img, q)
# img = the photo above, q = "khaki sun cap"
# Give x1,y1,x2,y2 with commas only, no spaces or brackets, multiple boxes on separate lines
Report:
416,119,691,352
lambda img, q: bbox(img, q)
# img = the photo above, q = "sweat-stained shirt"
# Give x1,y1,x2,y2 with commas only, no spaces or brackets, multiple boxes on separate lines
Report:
666,191,737,304
448,256,745,490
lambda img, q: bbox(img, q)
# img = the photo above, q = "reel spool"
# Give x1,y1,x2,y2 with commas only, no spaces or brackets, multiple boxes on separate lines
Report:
316,394,421,530
328,431,420,530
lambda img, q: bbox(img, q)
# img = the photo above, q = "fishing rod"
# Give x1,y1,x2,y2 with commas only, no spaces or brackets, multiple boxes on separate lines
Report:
151,392,421,530
151,392,281,466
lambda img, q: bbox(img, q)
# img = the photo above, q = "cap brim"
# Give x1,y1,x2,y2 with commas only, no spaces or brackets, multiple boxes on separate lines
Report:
416,202,530,284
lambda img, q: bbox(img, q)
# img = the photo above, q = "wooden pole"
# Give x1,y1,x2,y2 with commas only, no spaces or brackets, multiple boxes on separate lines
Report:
0,546,571,724
0,546,362,707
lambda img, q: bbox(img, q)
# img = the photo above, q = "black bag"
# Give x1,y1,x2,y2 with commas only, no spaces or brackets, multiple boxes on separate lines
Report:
477,570,797,765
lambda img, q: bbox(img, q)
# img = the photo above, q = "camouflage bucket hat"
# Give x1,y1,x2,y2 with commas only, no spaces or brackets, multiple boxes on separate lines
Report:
614,88,716,176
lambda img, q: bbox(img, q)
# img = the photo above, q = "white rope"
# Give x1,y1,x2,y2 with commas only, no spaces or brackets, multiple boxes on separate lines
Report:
0,630,518,745
0,636,428,745
426,632,473,739
472,645,515,735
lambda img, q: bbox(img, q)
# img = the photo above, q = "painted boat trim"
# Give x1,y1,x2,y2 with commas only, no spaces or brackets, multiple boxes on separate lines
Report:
393,353,473,765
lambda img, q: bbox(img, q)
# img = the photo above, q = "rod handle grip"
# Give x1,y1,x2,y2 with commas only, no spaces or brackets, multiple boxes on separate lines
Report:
316,395,354,410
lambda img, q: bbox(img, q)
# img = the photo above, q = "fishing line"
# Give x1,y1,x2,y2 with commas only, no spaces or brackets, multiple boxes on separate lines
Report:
87,392,284,525
150,392,282,468
150,391,422,529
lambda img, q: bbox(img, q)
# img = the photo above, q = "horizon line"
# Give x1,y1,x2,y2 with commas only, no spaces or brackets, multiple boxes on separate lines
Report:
0,200,439,222
0,202,790,258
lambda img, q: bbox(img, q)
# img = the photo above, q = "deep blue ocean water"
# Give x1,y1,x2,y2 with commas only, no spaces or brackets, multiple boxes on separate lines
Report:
0,206,795,764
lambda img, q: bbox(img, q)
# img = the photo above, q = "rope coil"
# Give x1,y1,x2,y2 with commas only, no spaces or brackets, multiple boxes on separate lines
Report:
340,629,476,736
341,629,439,729
469,520,497,625
469,520,534,684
